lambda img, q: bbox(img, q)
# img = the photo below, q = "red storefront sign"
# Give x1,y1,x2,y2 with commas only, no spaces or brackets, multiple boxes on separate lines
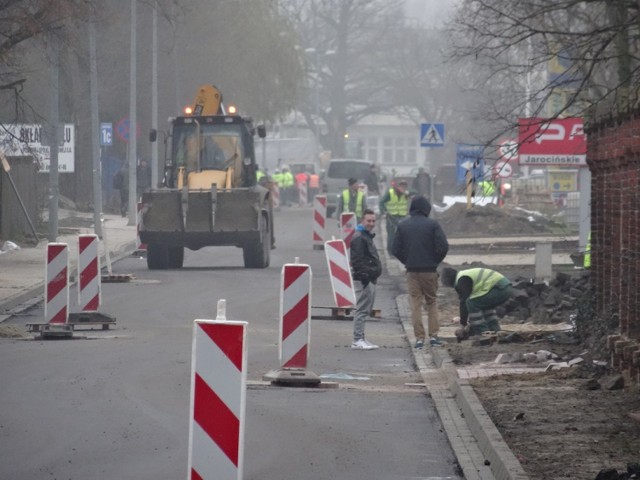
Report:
518,117,586,166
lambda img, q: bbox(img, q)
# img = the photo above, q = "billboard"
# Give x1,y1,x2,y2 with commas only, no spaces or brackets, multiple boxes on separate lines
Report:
0,123,76,173
518,117,586,166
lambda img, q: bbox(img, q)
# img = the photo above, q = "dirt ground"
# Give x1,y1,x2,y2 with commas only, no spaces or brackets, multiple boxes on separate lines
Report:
436,262,640,480
434,202,571,237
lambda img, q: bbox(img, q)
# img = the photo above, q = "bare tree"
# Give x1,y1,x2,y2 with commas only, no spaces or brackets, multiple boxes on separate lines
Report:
0,1,97,121
168,0,304,121
284,0,408,157
448,0,640,141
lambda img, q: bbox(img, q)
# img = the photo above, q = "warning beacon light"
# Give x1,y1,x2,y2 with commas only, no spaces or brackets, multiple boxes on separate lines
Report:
227,104,237,115
184,106,193,115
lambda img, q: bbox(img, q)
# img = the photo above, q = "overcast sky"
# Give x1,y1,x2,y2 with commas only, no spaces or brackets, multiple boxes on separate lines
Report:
404,0,458,26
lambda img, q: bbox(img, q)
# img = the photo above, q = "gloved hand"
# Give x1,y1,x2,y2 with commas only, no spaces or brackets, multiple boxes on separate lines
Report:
359,275,370,288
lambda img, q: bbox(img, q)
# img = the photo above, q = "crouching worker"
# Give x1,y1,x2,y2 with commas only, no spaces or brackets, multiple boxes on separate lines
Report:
441,267,512,341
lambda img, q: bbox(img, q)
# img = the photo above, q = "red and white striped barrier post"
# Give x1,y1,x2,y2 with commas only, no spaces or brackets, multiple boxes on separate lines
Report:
324,239,356,308
45,243,69,324
280,261,311,369
312,195,326,250
78,234,101,312
188,301,247,480
297,181,308,207
263,261,320,386
136,202,147,253
340,212,357,250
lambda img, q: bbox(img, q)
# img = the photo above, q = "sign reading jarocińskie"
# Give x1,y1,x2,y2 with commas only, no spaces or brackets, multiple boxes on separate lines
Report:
518,117,586,166
0,124,75,173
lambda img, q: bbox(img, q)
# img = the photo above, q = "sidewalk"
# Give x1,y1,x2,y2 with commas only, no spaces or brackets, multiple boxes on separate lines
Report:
0,211,137,317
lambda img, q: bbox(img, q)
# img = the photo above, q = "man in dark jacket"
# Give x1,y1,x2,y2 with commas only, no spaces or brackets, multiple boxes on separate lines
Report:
350,209,382,350
392,196,449,349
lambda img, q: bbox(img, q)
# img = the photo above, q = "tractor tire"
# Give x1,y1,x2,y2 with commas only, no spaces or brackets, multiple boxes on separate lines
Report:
243,214,270,269
168,246,184,269
147,243,169,270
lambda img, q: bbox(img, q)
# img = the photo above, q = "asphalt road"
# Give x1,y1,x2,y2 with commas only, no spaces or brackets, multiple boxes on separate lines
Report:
0,207,463,480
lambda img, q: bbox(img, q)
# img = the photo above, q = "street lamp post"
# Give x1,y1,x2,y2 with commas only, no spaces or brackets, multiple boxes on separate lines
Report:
314,49,321,162
305,47,322,161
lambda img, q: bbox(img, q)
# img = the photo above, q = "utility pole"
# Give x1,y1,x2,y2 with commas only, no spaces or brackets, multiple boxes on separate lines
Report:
47,35,60,242
89,20,103,238
128,0,138,226
151,1,159,189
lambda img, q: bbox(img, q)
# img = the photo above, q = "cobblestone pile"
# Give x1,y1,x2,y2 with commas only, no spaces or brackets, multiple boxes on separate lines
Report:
498,270,591,325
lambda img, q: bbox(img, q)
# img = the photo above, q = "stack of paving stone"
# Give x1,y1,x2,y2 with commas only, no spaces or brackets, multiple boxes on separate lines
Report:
498,270,591,325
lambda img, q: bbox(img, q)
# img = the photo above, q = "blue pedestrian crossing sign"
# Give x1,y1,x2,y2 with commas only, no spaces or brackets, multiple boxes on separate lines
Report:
420,123,445,147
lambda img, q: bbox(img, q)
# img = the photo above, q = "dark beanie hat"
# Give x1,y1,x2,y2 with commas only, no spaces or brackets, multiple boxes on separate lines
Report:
348,177,358,186
410,195,432,216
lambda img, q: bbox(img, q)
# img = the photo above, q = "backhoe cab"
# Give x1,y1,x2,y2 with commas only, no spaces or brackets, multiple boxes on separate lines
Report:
140,84,272,270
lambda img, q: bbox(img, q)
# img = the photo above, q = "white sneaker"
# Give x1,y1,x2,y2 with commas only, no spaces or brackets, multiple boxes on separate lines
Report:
364,339,379,349
351,339,375,350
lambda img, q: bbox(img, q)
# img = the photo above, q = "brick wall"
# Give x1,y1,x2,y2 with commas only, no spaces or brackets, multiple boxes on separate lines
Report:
587,114,640,380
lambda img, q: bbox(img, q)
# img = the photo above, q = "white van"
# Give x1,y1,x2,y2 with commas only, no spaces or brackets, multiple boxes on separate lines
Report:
321,158,373,217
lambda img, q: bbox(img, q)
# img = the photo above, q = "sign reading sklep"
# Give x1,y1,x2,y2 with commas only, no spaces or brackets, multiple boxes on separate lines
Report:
518,117,586,166
0,124,75,173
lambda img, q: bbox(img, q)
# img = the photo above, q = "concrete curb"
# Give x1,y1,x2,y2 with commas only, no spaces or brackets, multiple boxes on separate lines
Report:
451,379,530,480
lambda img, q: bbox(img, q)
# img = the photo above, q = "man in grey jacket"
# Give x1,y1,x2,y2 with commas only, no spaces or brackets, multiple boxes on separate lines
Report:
392,196,449,349
350,209,382,350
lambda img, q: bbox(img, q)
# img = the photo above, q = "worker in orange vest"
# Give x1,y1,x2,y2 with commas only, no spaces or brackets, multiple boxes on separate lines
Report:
308,171,320,200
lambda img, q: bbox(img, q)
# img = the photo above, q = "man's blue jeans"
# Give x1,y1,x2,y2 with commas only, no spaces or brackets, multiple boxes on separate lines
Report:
353,280,376,341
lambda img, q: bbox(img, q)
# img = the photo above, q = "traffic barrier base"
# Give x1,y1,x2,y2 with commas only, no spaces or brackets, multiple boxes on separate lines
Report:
27,312,117,333
310,305,381,321
101,273,135,283
262,367,322,386
37,324,74,339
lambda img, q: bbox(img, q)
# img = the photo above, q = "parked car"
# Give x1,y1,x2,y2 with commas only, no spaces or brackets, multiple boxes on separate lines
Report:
289,162,317,175
321,158,373,217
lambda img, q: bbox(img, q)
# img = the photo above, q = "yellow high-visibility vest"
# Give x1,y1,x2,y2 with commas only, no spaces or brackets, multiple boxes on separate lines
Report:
456,268,505,299
341,189,364,217
385,188,408,216
584,232,591,269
